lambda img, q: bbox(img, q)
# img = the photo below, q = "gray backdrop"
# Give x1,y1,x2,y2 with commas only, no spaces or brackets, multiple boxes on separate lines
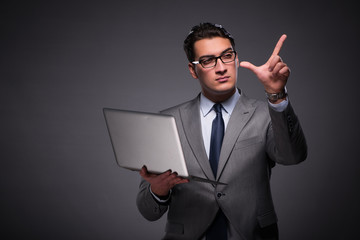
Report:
1,1,359,239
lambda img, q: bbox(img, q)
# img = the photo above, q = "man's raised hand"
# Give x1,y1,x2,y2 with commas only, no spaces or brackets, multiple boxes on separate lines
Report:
240,34,290,94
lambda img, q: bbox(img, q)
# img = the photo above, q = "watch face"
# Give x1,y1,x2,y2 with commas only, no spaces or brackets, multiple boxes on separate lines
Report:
266,91,286,101
266,93,278,100
269,94,278,100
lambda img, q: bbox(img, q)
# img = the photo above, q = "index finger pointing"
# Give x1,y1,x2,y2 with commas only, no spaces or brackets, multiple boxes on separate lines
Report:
272,34,287,56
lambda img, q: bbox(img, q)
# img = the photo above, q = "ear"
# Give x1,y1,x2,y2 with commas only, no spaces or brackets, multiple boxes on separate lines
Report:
188,63,198,79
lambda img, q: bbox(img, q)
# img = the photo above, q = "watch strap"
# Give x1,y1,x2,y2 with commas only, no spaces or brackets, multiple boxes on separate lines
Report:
265,89,287,102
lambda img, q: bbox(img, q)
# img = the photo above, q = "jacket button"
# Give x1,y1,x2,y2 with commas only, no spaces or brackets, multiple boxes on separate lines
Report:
217,192,222,198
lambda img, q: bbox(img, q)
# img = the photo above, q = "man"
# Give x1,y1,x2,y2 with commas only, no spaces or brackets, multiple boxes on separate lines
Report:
136,23,307,240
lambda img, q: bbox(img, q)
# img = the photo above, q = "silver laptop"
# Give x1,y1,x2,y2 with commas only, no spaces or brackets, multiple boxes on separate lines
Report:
103,108,225,185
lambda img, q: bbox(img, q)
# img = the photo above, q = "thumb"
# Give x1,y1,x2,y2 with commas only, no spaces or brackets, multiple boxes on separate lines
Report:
240,61,257,72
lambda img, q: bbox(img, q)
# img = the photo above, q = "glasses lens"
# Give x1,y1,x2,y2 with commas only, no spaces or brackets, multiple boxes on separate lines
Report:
201,57,216,68
221,51,236,63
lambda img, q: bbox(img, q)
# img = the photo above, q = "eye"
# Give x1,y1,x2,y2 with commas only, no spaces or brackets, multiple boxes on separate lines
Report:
201,57,215,65
222,52,234,59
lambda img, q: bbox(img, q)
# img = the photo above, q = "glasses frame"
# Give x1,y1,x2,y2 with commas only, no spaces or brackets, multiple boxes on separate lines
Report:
192,50,237,68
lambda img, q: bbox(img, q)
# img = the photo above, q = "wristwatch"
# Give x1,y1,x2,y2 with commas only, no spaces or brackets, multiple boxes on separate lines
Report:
265,89,287,103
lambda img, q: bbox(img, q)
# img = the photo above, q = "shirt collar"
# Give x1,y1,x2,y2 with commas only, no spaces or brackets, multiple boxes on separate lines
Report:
200,89,241,117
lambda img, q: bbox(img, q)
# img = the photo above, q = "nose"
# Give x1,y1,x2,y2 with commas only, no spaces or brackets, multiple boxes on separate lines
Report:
214,58,227,74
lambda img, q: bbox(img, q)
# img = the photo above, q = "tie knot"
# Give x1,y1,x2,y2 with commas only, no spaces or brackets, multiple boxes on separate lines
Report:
213,103,223,114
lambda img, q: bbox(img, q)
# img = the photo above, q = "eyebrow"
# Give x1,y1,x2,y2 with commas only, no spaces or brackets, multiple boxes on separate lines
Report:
199,48,233,60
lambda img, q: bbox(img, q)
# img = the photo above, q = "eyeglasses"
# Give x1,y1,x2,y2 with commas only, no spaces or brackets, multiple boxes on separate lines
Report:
192,50,237,68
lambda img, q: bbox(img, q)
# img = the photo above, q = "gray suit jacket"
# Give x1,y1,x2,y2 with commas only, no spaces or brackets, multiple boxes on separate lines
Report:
136,92,307,240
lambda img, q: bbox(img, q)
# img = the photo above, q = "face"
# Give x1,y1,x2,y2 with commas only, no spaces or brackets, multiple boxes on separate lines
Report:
189,37,239,103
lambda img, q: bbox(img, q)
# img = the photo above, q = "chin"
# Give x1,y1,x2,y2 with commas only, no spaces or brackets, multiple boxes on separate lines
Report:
215,83,236,93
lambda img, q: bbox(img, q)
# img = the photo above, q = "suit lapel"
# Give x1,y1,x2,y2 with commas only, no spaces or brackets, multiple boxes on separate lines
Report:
179,96,215,181
217,94,256,180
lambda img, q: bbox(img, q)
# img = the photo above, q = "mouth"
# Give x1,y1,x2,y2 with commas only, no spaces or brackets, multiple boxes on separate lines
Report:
216,76,230,83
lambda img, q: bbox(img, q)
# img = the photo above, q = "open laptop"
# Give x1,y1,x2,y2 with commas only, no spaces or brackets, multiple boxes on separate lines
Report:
103,108,226,185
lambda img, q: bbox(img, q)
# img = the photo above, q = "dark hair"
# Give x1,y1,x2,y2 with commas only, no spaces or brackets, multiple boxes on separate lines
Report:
183,23,235,63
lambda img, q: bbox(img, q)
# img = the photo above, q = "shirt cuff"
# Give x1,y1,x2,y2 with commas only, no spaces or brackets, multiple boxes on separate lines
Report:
149,186,172,203
268,96,289,112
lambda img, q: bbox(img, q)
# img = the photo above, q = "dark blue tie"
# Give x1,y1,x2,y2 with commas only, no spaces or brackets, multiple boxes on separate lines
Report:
206,103,227,240
209,103,224,177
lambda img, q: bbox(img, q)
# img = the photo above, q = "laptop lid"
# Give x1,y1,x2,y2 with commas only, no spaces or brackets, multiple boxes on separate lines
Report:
103,108,226,185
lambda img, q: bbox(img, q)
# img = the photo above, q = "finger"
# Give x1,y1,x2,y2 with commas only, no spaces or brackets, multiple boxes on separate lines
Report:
140,166,149,177
157,170,172,180
239,61,257,72
271,34,287,56
167,172,180,182
140,169,158,181
268,55,282,72
165,172,179,182
177,178,190,184
169,176,189,187
168,177,181,187
279,65,290,76
271,62,287,75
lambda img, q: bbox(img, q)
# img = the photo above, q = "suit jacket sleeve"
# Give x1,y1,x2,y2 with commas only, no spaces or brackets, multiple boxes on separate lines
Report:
136,178,169,221
266,101,307,165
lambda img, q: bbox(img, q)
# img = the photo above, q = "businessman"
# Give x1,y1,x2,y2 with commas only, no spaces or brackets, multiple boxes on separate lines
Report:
136,23,307,240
